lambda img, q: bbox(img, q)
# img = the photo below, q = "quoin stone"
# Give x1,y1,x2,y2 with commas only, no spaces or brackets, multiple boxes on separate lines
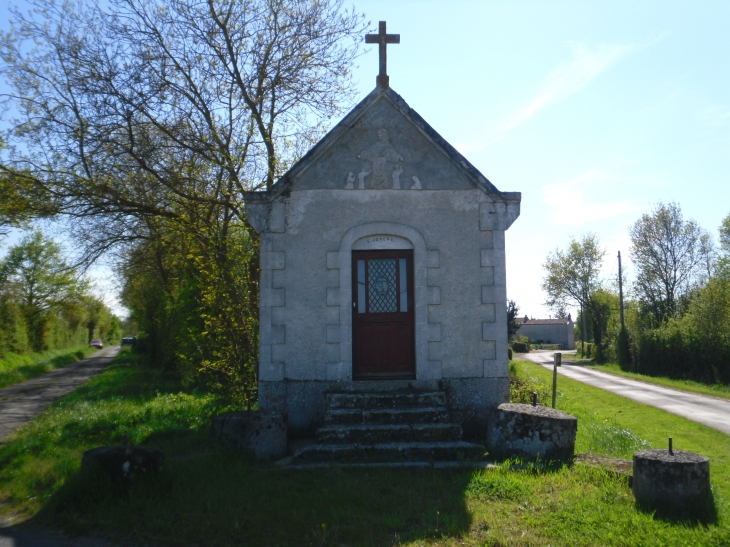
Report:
633,448,711,510
487,403,577,460
244,21,521,440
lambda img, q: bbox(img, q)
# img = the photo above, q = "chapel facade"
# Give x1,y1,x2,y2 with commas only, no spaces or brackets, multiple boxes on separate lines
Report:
245,26,521,437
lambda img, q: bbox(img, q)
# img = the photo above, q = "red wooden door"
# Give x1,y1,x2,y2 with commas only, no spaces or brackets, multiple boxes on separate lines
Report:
352,250,415,380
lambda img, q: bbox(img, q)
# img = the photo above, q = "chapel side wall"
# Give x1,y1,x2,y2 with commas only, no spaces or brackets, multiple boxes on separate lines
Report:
256,189,514,437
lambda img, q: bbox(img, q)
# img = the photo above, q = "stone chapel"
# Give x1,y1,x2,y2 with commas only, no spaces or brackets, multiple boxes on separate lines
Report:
245,23,521,440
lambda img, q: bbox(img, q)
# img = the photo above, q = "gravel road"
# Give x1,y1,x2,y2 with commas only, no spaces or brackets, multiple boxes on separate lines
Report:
0,346,120,443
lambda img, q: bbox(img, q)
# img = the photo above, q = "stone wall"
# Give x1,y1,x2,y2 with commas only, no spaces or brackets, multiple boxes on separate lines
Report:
251,188,513,436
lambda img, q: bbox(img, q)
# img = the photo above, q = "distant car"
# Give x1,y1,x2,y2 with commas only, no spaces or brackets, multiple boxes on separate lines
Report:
121,337,134,346
90,339,103,349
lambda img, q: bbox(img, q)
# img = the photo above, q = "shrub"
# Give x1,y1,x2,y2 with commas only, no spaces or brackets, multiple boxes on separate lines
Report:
512,342,528,353
509,362,550,404
635,276,730,383
578,342,594,358
616,325,631,370
508,347,513,360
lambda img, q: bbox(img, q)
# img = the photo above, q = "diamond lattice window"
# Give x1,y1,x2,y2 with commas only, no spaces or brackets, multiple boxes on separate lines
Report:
368,259,397,313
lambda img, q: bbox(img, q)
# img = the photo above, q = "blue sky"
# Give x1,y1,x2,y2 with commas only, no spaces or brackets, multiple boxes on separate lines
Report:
2,1,729,319
348,0,730,319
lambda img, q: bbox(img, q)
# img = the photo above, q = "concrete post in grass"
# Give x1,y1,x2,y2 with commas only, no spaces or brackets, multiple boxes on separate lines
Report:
552,352,561,409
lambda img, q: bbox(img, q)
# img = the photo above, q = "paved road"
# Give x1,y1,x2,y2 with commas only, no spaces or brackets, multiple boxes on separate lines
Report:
0,346,121,546
518,350,730,436
0,346,120,443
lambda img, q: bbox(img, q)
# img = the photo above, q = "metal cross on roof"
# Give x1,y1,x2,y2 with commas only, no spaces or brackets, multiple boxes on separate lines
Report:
365,21,400,89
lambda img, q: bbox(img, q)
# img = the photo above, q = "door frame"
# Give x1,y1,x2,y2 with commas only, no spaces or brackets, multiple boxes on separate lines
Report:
351,249,415,380
327,222,436,383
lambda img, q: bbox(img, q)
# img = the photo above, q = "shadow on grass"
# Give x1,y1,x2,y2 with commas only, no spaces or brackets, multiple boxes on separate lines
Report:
635,493,719,527
31,446,479,547
0,350,474,546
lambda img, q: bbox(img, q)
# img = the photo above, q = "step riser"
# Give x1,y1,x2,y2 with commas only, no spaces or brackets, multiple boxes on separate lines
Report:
324,407,450,426
327,392,446,410
293,443,487,463
317,424,462,444
325,409,362,425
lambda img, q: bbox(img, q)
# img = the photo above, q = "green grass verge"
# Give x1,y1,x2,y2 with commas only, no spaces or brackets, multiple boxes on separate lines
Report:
565,355,730,401
0,353,728,546
0,345,99,390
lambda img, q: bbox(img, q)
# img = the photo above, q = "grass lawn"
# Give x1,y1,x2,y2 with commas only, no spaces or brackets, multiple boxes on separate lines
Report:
563,354,730,401
0,351,728,546
0,345,99,390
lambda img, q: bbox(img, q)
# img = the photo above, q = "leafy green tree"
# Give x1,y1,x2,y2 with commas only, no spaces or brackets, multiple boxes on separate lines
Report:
718,212,730,275
0,0,365,263
0,0,366,402
507,300,521,341
0,295,29,356
0,231,82,350
629,202,712,322
542,234,606,357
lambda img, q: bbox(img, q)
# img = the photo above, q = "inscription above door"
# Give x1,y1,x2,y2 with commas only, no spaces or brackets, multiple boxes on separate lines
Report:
352,249,415,380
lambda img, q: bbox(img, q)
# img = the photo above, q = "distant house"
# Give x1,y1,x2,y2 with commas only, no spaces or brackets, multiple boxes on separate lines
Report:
515,315,575,350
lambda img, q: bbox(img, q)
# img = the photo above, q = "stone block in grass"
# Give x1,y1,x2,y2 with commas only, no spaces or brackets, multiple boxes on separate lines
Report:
212,411,287,460
81,445,165,481
487,403,577,461
633,449,711,512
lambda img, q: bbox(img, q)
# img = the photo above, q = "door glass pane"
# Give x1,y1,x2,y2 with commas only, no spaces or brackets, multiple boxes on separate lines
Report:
357,259,366,313
399,258,408,312
368,259,398,313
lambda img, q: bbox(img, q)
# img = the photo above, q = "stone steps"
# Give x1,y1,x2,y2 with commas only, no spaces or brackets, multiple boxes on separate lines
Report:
293,441,486,463
324,406,450,426
316,423,462,444
289,389,486,465
327,391,446,409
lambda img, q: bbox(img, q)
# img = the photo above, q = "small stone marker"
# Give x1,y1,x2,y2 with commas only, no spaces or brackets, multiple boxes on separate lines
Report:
487,403,577,461
633,440,711,511
81,445,165,481
212,411,287,461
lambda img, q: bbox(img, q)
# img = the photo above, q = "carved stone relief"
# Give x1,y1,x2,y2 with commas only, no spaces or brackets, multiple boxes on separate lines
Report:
343,128,423,190
392,165,403,189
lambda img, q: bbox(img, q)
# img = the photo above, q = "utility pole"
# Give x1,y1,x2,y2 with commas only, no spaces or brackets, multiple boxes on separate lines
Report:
618,251,625,328
580,301,587,357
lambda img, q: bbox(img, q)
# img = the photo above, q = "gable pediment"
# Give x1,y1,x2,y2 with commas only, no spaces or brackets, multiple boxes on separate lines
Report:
247,87,520,205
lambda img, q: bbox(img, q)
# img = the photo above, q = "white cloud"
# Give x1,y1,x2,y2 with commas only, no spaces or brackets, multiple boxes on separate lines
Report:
542,170,643,226
505,44,635,131
456,42,638,153
695,105,730,127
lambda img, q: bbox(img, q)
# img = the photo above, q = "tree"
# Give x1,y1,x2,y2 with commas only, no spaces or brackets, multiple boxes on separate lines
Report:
0,0,367,401
0,141,56,236
721,213,730,256
542,234,606,357
507,300,520,341
629,202,712,322
0,230,85,350
718,212,730,275
0,0,366,262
